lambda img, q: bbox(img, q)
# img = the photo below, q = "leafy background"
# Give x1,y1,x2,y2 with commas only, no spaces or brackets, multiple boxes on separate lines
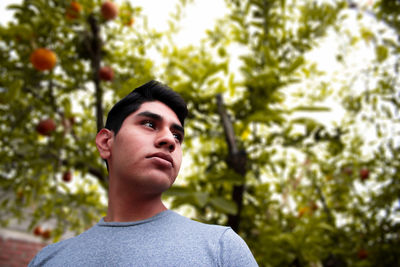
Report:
0,0,399,266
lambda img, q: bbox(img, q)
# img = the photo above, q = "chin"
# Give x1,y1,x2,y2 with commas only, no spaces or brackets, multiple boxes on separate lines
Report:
143,171,176,190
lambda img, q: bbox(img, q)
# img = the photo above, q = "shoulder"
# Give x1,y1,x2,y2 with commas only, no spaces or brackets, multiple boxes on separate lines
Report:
165,211,258,266
164,210,229,234
28,237,74,266
218,228,259,266
28,226,97,266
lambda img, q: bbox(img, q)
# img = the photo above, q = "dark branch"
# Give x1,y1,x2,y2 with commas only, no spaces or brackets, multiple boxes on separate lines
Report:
216,94,238,155
216,94,247,232
88,14,104,132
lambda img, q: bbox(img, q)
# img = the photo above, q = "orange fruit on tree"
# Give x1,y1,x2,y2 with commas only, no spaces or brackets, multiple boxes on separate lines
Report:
359,168,369,181
33,226,43,236
298,206,311,217
66,1,82,19
36,118,56,136
30,48,57,71
41,229,52,239
101,1,118,21
310,201,318,211
126,17,134,26
99,66,114,81
357,249,368,260
62,171,72,182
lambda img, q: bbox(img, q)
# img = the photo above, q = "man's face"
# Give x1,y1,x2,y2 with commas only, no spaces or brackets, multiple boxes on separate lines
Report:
107,101,184,195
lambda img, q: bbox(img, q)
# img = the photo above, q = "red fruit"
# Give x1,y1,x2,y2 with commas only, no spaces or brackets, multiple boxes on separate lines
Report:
310,202,318,211
360,168,369,181
342,167,353,176
36,118,56,136
298,207,310,217
62,171,72,182
42,229,52,239
30,48,57,71
357,249,368,259
126,17,134,26
66,1,82,19
101,1,118,21
99,66,114,81
33,226,43,236
16,190,24,200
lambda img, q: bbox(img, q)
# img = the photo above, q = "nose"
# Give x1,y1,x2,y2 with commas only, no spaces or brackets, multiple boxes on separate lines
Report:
155,129,175,152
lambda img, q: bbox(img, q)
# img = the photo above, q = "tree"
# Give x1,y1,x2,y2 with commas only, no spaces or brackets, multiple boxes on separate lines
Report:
0,0,157,240
161,0,400,265
1,0,400,266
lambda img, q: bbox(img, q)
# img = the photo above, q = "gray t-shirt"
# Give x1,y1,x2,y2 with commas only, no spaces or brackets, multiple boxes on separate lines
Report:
29,210,258,266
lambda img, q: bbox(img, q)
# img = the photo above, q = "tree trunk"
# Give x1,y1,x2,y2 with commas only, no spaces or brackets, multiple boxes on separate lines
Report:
216,94,247,232
88,14,104,132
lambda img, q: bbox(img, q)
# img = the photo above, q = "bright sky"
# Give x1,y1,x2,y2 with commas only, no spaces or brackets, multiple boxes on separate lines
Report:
0,0,227,46
138,0,227,46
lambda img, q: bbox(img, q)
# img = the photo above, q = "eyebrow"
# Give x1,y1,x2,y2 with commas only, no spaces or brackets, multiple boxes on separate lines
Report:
136,111,185,135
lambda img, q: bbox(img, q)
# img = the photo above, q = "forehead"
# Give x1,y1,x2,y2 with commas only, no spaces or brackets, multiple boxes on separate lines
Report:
133,101,181,126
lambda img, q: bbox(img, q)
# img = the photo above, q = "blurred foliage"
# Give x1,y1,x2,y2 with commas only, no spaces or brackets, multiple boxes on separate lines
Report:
0,0,399,266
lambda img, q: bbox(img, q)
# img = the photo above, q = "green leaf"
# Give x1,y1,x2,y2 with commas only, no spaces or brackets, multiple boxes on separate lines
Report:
164,186,192,197
375,45,388,62
209,197,237,215
193,192,209,207
286,56,305,73
317,222,335,232
246,110,285,124
209,169,244,183
291,106,331,112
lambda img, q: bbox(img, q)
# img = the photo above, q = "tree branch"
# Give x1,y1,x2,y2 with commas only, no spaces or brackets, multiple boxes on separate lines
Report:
216,94,247,232
88,14,104,132
217,94,238,156
314,182,334,225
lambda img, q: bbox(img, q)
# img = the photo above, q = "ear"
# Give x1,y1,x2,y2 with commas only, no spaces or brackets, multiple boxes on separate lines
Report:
95,128,114,160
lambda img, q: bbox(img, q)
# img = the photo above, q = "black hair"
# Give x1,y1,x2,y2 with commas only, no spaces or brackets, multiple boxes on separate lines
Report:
105,80,188,135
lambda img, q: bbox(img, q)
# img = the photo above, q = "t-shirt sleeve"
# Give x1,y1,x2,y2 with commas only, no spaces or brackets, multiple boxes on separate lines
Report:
219,228,259,266
28,257,35,267
28,253,40,267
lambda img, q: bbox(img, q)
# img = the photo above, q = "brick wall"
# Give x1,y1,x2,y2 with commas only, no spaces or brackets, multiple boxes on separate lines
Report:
0,237,45,267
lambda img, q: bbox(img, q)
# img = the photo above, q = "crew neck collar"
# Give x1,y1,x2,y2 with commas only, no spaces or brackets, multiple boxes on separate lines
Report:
98,210,173,227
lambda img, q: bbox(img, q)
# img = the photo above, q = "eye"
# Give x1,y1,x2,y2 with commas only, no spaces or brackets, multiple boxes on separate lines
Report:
173,132,183,143
142,120,155,129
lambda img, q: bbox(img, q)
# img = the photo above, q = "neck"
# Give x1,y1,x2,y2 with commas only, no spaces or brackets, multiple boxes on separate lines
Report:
105,178,168,222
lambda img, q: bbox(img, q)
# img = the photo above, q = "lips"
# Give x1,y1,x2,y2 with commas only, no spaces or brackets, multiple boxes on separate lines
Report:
147,152,174,167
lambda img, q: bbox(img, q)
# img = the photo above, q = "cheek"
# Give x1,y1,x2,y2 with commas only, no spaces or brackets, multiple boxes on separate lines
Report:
113,136,145,161
174,151,183,170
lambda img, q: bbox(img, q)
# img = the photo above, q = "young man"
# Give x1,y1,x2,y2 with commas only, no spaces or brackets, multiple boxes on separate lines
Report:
29,80,258,266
